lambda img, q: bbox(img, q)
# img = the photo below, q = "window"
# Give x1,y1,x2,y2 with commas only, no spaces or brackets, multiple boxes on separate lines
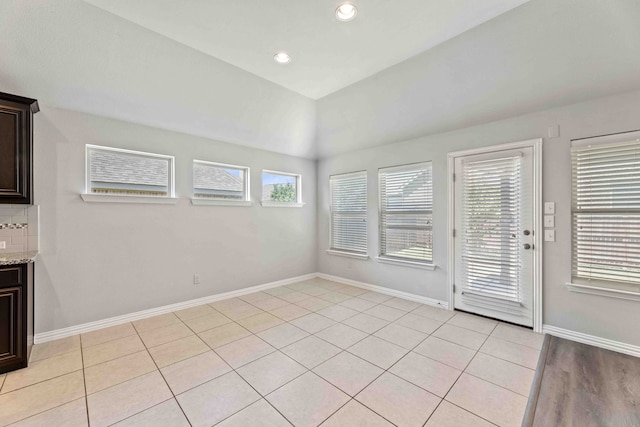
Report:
571,132,640,290
192,160,250,205
329,171,367,257
261,170,303,206
84,145,175,201
378,162,433,265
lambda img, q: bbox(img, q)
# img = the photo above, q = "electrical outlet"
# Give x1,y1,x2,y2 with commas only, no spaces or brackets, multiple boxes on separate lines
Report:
544,230,556,242
193,274,200,285
544,202,555,214
544,215,555,227
0,241,5,249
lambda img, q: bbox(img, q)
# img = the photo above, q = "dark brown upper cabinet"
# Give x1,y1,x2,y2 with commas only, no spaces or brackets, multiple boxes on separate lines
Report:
0,92,39,204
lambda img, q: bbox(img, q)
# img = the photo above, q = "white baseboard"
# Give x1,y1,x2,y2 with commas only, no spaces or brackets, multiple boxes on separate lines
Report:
34,273,317,344
543,325,640,358
316,272,449,309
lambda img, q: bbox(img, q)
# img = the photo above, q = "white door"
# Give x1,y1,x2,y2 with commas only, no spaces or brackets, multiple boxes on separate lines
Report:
453,145,535,326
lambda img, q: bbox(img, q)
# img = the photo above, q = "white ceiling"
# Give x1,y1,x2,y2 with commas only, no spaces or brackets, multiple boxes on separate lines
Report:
82,0,530,99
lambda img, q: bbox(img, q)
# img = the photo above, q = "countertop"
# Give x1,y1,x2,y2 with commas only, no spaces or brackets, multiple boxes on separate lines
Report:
0,251,39,266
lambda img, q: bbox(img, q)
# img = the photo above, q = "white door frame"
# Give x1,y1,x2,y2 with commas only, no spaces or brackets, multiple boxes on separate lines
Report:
447,138,543,333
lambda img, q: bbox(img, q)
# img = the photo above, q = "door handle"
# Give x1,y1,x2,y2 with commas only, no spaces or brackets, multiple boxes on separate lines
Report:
523,243,532,250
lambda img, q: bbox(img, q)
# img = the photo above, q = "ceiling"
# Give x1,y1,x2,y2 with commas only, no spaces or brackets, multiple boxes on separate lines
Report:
82,0,530,99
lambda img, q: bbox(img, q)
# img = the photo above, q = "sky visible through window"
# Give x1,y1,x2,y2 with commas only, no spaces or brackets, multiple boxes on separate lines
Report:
262,172,295,185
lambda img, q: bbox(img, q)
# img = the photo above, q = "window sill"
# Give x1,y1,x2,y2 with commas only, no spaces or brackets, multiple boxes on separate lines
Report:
80,193,179,204
376,257,436,270
566,282,640,302
260,201,305,208
326,250,369,260
191,198,253,207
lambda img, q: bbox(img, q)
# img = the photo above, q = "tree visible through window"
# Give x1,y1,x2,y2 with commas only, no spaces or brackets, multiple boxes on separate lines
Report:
262,171,300,203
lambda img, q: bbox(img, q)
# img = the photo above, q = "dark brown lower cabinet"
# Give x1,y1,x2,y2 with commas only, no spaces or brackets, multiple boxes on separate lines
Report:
0,263,34,374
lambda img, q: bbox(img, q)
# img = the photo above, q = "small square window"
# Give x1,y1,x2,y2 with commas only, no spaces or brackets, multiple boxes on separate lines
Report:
85,145,175,198
261,170,302,206
193,160,249,202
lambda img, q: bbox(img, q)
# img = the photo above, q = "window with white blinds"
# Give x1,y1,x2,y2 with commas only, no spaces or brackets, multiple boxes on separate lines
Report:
571,133,640,287
330,171,367,255
379,163,433,263
460,156,523,302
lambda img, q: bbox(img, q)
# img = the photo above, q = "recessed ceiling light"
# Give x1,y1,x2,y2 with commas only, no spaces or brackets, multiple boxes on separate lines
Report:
335,3,357,22
273,52,292,64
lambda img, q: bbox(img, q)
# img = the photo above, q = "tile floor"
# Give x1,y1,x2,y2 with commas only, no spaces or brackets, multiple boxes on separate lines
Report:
0,278,544,426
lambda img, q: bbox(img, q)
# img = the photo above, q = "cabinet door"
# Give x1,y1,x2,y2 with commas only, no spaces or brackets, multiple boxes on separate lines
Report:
0,286,22,366
0,100,32,204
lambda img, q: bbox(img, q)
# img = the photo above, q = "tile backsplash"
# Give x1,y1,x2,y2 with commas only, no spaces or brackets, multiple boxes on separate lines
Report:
0,205,39,254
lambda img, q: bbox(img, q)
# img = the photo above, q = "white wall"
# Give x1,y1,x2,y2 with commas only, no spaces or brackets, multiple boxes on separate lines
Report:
317,89,640,347
33,107,316,333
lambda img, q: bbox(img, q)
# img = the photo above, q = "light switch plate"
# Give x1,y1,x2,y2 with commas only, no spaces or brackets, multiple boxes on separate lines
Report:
544,230,556,242
544,215,555,227
0,241,5,249
547,125,560,138
544,202,555,214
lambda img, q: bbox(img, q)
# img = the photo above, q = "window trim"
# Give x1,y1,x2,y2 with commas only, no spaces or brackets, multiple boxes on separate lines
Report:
378,161,434,266
83,144,176,203
329,170,368,257
191,159,251,206
260,169,304,207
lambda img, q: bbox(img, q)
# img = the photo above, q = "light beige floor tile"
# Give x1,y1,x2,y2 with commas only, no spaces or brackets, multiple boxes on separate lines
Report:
239,291,273,303
480,337,540,369
216,335,276,369
87,371,172,427
0,371,85,426
290,313,336,334
81,323,137,348
315,323,368,349
336,286,368,296
269,303,311,321
446,313,498,335
445,373,527,427
394,313,443,334
218,303,265,320
389,352,461,397
413,336,476,370
217,399,292,427
10,397,88,427
182,312,231,333
237,312,284,333
161,351,232,395
2,350,82,394
313,351,383,396
82,334,146,367
425,400,494,427
358,291,393,304
174,304,217,321
321,400,393,427
339,297,378,312
84,350,156,394
356,372,440,427
29,335,80,362
279,291,313,303
382,297,421,312
364,304,406,322
113,399,189,427
139,323,193,348
210,297,251,312
281,336,341,369
491,323,544,350
299,286,331,297
148,335,209,368
177,371,260,427
251,296,290,311
317,292,353,304
411,304,456,322
343,313,389,334
374,323,427,349
316,304,359,322
264,286,297,297
466,352,535,396
295,296,334,311
267,372,349,427
0,374,5,391
198,322,251,349
432,324,488,350
133,313,181,333
237,351,307,395
348,336,408,369
257,323,309,348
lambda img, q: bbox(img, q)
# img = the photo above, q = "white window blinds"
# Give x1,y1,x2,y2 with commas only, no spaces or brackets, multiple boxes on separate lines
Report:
572,135,640,286
460,156,522,302
379,163,433,263
330,171,367,255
